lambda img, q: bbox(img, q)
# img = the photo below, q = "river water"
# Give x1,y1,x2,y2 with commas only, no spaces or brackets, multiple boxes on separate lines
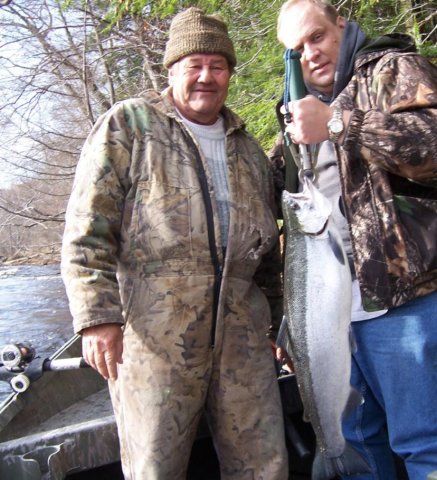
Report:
0,263,73,401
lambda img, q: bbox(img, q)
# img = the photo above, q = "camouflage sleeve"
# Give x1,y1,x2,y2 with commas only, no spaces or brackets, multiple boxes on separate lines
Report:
253,146,284,340
267,133,286,220
61,101,137,334
255,245,284,341
339,53,437,186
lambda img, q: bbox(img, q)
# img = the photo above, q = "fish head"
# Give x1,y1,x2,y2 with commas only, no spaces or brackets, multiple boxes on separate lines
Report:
282,178,332,235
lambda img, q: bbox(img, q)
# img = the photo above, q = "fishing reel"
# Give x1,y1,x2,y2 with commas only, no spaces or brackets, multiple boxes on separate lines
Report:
1,343,35,370
0,343,36,393
0,340,89,394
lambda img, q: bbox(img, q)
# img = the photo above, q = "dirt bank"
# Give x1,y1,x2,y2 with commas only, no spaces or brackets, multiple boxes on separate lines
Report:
1,252,61,266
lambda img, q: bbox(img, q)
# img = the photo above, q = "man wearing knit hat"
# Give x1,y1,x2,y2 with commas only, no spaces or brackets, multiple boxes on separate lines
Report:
62,7,288,480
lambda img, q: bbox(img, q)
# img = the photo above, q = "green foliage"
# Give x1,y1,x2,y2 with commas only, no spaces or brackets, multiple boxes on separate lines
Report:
65,0,437,150
149,0,224,17
420,43,437,61
223,1,285,149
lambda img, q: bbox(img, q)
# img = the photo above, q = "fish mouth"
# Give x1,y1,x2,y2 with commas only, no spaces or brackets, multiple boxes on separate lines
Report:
305,219,329,236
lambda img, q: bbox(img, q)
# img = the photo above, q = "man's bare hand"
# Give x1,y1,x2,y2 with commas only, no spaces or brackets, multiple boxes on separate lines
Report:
282,96,350,145
82,323,123,381
271,341,294,373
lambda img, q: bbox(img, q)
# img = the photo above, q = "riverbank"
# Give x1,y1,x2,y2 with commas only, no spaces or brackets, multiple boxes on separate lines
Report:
0,252,60,266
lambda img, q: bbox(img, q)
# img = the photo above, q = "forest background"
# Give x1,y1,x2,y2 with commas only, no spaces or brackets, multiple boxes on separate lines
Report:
0,0,436,263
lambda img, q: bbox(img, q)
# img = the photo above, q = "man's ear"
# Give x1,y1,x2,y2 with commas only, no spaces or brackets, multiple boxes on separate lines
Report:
168,65,175,86
337,15,346,30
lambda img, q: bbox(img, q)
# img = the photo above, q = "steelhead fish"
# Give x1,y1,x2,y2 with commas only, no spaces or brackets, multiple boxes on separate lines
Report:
278,177,370,480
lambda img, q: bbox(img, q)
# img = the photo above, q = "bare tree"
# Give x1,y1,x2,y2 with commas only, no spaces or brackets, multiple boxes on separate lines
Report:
3,0,433,263
0,0,168,262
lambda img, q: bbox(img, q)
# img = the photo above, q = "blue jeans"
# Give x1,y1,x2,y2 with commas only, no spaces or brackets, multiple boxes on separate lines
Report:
342,291,437,480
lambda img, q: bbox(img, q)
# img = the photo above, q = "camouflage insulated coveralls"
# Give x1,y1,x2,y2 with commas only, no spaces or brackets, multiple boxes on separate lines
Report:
61,89,288,480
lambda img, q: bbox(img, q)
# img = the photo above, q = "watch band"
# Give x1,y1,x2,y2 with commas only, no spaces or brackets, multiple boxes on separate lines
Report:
327,106,344,143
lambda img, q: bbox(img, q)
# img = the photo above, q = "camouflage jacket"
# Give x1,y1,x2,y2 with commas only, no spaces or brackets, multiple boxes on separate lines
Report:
61,89,282,340
272,42,437,311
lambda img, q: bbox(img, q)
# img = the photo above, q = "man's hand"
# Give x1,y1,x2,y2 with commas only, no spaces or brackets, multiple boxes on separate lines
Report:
282,96,350,145
270,341,294,373
82,323,123,381
283,96,331,145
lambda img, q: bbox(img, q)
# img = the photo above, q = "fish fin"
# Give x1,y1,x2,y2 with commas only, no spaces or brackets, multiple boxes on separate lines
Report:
348,325,358,353
311,443,370,480
276,316,293,356
343,387,363,418
328,230,346,266
302,408,312,424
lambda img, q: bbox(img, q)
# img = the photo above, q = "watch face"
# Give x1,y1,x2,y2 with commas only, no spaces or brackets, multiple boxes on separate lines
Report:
330,118,343,134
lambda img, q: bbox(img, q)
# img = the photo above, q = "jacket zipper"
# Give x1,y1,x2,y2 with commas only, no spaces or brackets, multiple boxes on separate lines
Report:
183,131,223,348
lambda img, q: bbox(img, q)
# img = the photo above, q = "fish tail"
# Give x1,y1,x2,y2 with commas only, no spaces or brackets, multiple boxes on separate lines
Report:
311,443,370,480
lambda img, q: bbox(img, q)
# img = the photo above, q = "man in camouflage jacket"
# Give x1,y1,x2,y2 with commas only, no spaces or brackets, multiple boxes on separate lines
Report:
62,8,288,480
274,0,437,478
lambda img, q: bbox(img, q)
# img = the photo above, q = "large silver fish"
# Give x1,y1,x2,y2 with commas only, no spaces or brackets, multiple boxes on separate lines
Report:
278,177,369,480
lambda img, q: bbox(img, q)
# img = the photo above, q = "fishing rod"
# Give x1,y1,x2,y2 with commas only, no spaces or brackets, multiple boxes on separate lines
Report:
283,49,318,185
0,342,89,393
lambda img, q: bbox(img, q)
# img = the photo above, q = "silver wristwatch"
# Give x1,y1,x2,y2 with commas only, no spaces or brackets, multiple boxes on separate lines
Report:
327,106,344,143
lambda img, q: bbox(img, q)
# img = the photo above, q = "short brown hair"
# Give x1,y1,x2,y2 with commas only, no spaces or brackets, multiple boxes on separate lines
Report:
278,0,339,34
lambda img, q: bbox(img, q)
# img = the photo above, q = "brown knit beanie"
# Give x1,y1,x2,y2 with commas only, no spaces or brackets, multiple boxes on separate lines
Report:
163,7,237,70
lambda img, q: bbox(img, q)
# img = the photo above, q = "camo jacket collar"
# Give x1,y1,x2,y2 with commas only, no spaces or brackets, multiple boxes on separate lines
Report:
354,33,416,70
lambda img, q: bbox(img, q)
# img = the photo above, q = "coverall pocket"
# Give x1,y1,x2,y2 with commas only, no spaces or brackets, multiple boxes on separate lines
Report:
394,194,437,272
133,180,193,260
